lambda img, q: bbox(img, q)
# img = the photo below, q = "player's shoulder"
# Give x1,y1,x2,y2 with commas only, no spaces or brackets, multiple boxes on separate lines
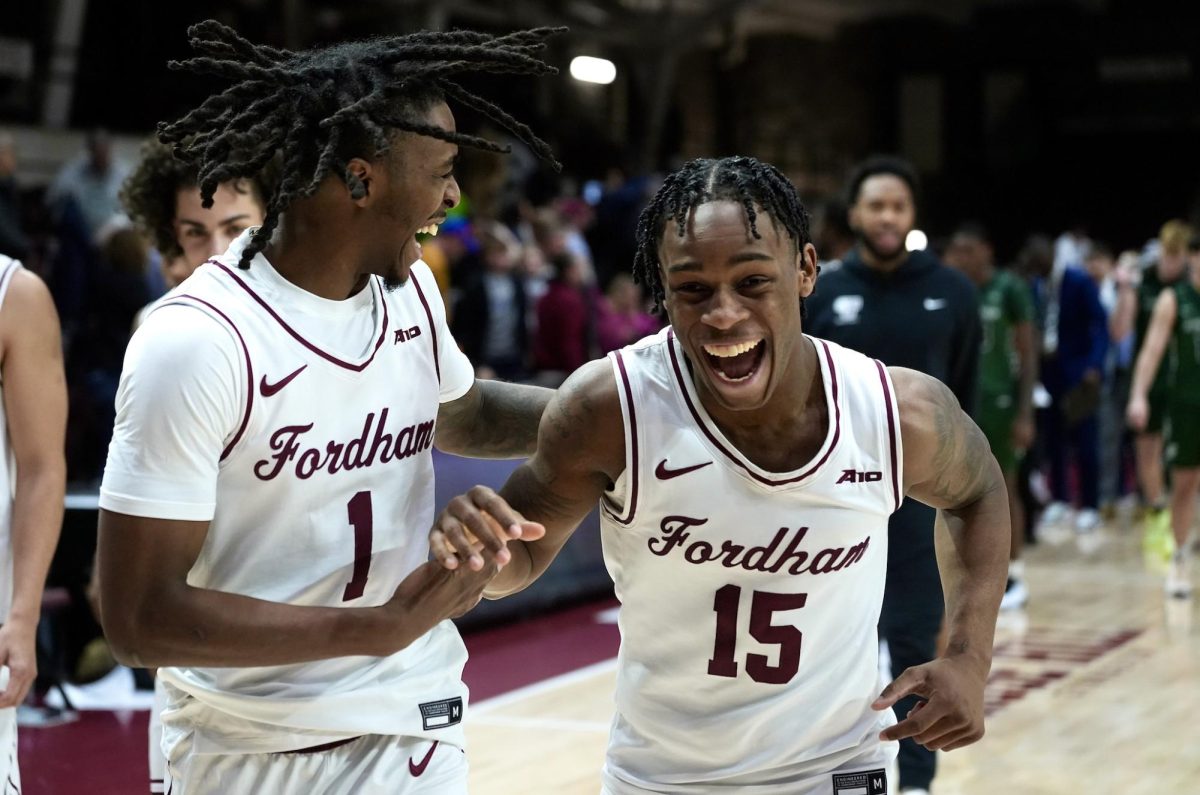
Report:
540,356,625,475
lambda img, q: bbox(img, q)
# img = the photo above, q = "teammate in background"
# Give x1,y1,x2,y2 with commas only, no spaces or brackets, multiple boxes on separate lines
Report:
97,22,559,794
804,155,982,795
431,156,1010,794
121,140,270,329
1127,233,1200,598
0,256,68,791
1113,220,1192,557
945,223,1036,610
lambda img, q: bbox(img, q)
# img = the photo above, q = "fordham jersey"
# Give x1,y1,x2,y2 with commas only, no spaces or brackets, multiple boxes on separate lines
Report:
101,233,474,754
0,258,19,623
599,328,900,792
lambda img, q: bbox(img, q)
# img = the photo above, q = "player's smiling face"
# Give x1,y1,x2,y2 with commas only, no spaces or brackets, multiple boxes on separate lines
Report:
376,100,460,288
660,200,817,414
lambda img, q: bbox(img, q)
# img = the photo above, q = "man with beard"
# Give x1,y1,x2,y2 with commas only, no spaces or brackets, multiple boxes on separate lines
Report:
804,155,981,795
97,21,560,794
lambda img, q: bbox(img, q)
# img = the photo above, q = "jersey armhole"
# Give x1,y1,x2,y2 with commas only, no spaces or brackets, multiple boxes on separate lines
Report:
161,295,255,463
601,349,639,526
874,359,904,514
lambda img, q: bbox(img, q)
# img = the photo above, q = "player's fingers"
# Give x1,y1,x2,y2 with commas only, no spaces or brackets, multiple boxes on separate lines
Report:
872,666,928,711
455,506,512,567
909,712,964,749
469,486,534,540
429,528,462,569
880,699,945,742
440,515,487,570
937,724,985,751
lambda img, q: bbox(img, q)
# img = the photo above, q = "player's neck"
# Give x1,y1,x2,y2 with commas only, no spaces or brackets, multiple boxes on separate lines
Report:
266,211,371,301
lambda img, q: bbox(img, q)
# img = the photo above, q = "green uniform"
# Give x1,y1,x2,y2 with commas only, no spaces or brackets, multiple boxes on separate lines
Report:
1136,266,1180,433
976,269,1034,472
1166,280,1200,467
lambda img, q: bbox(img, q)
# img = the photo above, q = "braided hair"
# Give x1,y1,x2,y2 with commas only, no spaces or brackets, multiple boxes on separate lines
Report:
159,20,563,268
632,156,812,313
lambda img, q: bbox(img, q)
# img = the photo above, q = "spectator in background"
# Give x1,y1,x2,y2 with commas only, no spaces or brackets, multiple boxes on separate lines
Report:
0,132,30,261
1023,234,1108,534
597,272,659,353
1084,244,1137,515
47,128,131,240
1112,220,1192,558
452,221,530,380
1128,234,1200,598
120,139,269,329
533,252,594,384
805,155,981,795
945,222,1036,610
0,254,68,794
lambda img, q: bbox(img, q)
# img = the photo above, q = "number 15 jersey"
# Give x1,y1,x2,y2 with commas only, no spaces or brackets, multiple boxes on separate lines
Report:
100,232,476,754
600,329,901,792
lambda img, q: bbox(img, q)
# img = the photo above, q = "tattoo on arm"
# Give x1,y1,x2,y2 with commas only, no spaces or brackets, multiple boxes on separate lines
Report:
923,384,995,509
436,380,553,459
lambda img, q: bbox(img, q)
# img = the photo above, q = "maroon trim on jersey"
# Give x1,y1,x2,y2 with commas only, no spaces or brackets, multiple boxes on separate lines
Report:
606,350,639,525
875,359,902,512
411,272,441,385
167,295,255,462
208,261,389,372
666,330,841,486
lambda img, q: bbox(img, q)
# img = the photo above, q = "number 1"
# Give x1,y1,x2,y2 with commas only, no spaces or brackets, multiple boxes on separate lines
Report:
342,490,373,601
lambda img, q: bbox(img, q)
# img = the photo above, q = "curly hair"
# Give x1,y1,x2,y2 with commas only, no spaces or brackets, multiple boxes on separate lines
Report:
632,156,812,313
120,138,270,258
158,20,562,269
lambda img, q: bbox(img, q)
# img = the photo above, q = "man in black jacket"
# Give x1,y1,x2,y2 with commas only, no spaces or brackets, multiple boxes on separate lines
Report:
451,221,531,381
806,156,983,795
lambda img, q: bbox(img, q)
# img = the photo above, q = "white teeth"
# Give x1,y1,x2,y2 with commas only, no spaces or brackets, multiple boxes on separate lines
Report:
417,224,440,237
703,340,761,358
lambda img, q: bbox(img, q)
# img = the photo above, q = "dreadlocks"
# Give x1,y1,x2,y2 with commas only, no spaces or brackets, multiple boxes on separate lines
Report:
632,156,813,312
159,20,563,268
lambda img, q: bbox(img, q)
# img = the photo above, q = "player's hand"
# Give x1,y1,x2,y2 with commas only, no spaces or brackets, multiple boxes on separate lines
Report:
1011,413,1035,451
429,485,545,572
381,559,503,650
872,656,987,751
0,617,38,708
1126,394,1148,432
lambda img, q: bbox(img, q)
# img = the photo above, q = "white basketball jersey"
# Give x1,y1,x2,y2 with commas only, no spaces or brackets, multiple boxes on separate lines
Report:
153,250,469,753
600,328,901,792
0,257,19,624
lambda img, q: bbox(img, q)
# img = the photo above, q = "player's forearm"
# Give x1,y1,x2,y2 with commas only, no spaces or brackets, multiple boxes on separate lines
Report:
437,380,553,458
6,463,65,624
934,472,1009,678
1130,348,1163,402
103,586,401,669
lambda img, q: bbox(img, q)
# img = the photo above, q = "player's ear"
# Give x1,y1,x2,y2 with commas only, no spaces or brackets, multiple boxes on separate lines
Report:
797,243,818,298
343,158,374,206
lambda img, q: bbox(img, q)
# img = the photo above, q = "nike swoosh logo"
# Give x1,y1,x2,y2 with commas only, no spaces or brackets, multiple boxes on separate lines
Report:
408,740,439,777
655,459,713,480
259,365,307,397
923,298,947,311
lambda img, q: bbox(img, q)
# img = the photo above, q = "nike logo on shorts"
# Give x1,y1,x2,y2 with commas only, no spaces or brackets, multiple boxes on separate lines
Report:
259,365,307,397
655,458,713,480
408,741,440,777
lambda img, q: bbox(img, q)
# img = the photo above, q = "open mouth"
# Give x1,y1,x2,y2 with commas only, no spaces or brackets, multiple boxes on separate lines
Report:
416,223,441,237
702,339,765,383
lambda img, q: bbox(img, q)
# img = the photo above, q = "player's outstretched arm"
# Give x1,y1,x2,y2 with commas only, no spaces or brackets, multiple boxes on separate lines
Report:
0,270,67,708
434,379,553,459
873,367,1009,752
429,358,624,598
100,510,505,668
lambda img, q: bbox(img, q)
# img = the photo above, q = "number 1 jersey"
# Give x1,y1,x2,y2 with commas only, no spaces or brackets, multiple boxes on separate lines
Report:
100,232,475,754
599,328,900,791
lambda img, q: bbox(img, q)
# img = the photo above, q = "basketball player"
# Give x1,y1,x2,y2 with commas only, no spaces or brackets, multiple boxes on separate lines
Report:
97,22,559,794
945,223,1036,610
1127,233,1200,598
121,139,270,330
0,255,68,791
117,138,268,793
431,157,1010,794
1113,220,1192,556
